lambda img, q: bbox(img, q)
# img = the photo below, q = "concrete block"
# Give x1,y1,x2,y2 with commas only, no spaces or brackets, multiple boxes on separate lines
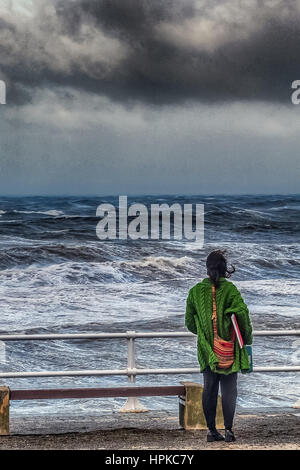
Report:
179,381,223,430
0,387,9,435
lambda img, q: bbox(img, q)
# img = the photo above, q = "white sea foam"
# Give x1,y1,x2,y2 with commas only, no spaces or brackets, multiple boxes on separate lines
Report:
13,209,65,216
236,278,300,296
118,255,193,270
269,205,300,211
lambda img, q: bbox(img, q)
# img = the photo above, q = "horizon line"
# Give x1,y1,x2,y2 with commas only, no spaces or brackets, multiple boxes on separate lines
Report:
0,192,299,198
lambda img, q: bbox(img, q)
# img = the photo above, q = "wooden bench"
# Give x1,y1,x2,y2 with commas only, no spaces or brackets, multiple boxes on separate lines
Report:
0,382,224,435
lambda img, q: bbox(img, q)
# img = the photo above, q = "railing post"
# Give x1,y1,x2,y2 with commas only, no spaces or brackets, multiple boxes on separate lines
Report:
119,331,148,412
0,341,6,363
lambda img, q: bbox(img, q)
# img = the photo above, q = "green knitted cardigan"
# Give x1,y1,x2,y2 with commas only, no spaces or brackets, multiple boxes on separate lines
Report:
185,277,253,375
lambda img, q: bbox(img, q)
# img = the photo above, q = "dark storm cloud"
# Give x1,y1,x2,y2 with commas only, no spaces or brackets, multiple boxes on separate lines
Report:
1,0,300,106
57,0,175,38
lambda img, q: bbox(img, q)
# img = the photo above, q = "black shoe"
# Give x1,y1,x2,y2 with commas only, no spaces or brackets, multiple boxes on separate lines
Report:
207,429,225,442
225,428,236,442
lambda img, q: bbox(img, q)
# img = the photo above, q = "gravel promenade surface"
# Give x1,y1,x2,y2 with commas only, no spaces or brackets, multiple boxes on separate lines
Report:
0,410,299,450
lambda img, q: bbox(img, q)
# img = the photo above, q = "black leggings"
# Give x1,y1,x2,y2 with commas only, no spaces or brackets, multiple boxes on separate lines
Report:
202,367,238,430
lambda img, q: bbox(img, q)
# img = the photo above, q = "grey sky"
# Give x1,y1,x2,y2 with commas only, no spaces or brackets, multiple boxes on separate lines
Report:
0,0,299,195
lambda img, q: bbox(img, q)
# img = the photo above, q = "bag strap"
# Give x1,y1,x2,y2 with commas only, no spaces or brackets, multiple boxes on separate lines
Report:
211,284,217,321
211,284,218,336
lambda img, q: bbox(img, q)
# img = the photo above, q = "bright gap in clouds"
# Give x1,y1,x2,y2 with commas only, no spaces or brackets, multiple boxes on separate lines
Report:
4,87,299,139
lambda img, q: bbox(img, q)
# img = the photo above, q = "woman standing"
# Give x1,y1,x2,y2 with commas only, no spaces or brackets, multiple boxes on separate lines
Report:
185,250,253,442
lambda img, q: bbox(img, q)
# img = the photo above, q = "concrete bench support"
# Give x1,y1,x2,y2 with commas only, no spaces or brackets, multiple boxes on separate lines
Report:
0,387,10,435
179,381,223,430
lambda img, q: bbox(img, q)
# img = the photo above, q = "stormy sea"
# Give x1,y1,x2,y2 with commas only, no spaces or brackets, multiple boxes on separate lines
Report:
0,194,299,417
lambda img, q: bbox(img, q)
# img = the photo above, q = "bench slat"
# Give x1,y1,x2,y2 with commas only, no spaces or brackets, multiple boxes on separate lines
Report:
10,385,185,400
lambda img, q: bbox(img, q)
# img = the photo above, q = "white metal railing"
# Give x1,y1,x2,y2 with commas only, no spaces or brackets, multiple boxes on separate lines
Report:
0,329,300,380
0,329,299,341
1,329,300,411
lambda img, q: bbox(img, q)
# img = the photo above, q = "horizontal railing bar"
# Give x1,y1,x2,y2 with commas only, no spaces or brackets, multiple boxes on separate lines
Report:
0,333,130,341
251,330,300,336
10,385,185,401
0,330,299,341
130,366,300,373
1,365,300,379
252,366,300,372
0,369,129,378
